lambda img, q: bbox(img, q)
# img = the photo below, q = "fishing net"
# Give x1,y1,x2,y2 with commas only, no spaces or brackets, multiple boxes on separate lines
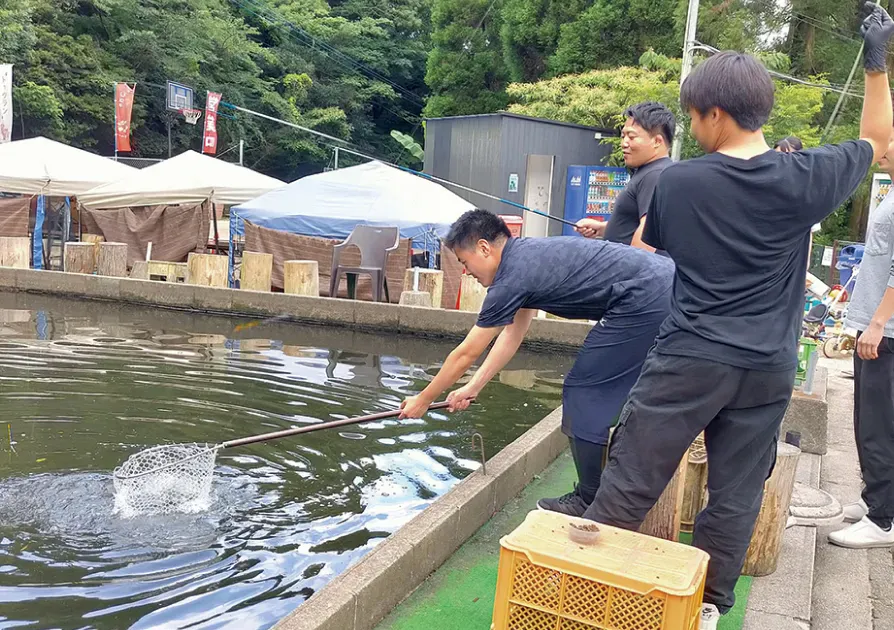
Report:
113,443,218,518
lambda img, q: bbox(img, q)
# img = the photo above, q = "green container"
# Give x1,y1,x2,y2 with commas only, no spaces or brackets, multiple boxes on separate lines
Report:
796,338,818,385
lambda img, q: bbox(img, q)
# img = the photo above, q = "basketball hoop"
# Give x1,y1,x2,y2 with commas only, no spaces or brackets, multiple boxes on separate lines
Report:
180,109,202,125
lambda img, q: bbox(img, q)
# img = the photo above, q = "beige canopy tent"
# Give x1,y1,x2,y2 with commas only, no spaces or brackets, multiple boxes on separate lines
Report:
77,151,285,266
78,150,284,209
0,136,136,196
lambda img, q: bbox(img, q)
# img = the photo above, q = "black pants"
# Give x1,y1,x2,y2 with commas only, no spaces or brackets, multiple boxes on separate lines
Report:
570,436,607,505
583,352,795,613
855,333,894,526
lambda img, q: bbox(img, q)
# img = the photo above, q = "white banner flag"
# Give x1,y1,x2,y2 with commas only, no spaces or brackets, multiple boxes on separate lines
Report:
0,65,12,143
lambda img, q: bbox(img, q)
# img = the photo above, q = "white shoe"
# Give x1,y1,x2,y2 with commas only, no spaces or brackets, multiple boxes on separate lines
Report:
842,499,868,523
828,516,894,549
700,604,720,630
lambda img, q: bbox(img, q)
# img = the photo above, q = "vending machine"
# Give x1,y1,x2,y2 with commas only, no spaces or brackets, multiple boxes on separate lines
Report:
562,165,630,236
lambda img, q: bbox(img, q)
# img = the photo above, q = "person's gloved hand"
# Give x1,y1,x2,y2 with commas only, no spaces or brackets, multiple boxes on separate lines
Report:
861,2,894,72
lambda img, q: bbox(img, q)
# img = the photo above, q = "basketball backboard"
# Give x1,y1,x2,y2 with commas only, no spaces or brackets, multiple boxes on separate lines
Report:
166,81,194,111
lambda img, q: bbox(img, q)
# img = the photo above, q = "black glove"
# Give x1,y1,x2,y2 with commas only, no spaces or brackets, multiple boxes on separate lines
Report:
861,2,894,72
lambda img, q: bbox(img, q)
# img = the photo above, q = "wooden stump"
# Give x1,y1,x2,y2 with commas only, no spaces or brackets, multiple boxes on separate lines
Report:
0,237,30,268
186,253,227,287
403,268,444,308
284,260,320,296
148,261,188,283
640,451,688,541
681,434,709,534
458,274,487,312
399,290,432,307
241,252,273,292
130,260,149,280
64,242,96,274
96,242,128,277
82,234,104,264
743,442,801,576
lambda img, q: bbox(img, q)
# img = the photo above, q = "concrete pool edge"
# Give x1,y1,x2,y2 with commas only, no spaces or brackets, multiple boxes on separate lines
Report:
0,268,591,350
272,406,567,630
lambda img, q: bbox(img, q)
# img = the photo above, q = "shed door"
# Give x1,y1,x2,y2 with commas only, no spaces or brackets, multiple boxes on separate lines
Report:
522,155,555,238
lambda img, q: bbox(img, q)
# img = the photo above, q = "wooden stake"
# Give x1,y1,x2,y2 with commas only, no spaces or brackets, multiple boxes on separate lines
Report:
0,237,30,269
640,450,688,541
284,260,320,296
96,242,128,277
186,253,227,287
403,268,444,308
130,260,149,280
681,433,709,534
458,273,487,312
63,242,96,274
241,252,273,292
743,442,801,576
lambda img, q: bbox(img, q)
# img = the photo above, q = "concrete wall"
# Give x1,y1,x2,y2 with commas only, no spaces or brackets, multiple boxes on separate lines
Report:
0,268,592,350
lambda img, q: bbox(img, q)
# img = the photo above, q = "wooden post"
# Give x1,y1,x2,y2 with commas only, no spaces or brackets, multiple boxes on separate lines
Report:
64,242,96,274
640,451,688,541
186,253,228,287
241,252,273,292
681,433,709,534
743,442,801,576
284,260,320,296
458,274,487,312
96,242,128,277
148,261,188,283
0,237,30,268
130,260,149,280
403,268,444,308
399,290,433,307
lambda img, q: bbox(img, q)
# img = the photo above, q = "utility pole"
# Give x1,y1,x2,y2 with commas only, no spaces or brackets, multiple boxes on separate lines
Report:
671,0,700,161
239,139,244,166
334,146,340,169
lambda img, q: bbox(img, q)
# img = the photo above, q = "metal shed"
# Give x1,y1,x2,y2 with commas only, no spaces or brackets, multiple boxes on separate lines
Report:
423,112,616,237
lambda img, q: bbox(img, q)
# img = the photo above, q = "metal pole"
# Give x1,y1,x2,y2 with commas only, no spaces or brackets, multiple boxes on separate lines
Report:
239,139,244,166
167,119,172,159
113,83,118,161
671,0,700,161
334,147,339,169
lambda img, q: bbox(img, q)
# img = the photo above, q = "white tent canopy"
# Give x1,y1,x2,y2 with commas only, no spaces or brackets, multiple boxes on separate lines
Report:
79,150,285,209
233,161,475,248
0,136,136,196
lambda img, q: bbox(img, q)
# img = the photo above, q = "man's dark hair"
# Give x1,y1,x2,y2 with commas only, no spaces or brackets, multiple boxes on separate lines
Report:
444,209,511,250
773,136,803,152
623,101,676,146
680,52,775,131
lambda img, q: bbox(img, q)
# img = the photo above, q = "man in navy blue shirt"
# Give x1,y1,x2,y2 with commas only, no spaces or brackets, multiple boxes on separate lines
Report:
400,209,673,516
583,5,894,626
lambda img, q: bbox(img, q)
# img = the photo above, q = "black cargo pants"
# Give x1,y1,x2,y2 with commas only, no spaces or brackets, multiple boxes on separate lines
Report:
582,351,795,613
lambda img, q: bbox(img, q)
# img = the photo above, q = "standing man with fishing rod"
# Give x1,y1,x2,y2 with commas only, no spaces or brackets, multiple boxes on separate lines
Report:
575,102,675,251
581,5,894,626
399,209,674,517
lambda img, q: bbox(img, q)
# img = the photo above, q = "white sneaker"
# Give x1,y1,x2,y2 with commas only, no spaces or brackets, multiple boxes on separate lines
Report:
700,604,720,630
842,499,868,523
828,516,894,549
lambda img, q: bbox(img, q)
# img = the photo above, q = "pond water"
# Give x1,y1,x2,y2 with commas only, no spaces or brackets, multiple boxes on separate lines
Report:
0,292,569,630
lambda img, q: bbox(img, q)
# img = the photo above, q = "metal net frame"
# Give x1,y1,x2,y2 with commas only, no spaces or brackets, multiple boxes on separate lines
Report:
113,443,218,518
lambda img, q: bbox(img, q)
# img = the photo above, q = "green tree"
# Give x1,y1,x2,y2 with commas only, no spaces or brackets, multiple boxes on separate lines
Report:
424,0,509,118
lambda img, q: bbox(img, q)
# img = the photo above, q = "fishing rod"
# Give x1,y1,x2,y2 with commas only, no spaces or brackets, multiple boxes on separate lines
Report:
394,165,580,229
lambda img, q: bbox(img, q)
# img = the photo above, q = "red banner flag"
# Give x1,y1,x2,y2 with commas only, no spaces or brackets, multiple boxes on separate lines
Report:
115,83,135,153
202,91,222,155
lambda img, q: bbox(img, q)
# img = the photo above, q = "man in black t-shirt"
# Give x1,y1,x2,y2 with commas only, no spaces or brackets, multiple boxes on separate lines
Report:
576,101,674,251
399,210,674,517
582,5,894,625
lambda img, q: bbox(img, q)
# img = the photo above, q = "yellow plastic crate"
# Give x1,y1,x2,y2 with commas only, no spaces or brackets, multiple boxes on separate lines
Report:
491,510,709,630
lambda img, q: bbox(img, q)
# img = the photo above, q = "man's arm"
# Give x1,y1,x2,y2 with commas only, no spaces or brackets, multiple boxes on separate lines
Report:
400,325,502,418
860,3,894,163
630,216,656,252
446,309,536,410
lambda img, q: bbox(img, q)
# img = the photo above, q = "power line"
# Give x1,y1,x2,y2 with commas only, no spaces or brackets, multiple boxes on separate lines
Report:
786,11,861,45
